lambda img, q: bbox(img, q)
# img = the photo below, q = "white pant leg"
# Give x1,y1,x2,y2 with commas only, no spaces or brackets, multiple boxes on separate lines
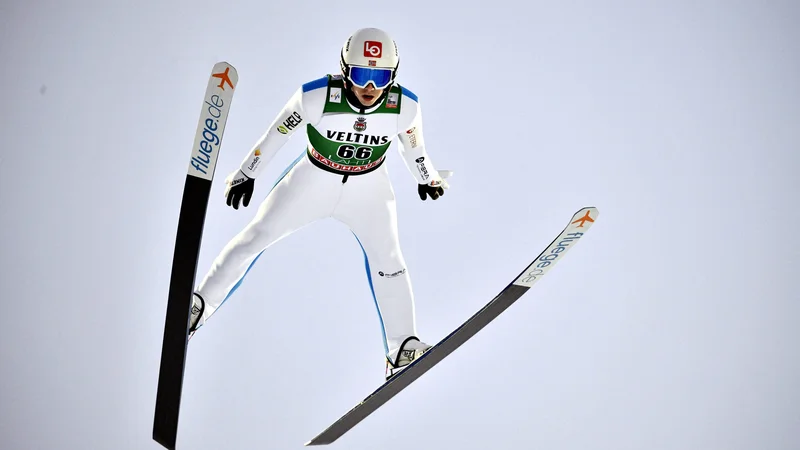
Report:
196,155,340,323
333,166,417,356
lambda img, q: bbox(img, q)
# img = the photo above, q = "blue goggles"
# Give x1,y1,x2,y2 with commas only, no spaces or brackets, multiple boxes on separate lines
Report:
347,66,393,89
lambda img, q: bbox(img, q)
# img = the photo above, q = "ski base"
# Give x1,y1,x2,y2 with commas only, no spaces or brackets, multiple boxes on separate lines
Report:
305,206,599,446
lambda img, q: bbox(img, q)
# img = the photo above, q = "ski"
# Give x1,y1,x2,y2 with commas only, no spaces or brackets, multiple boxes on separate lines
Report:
153,62,238,450
305,206,599,446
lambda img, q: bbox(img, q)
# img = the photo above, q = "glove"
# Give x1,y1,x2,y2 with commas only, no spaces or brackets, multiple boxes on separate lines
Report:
417,170,453,201
224,169,255,210
418,182,443,201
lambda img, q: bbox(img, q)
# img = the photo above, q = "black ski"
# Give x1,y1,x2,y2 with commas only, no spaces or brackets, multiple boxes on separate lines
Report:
152,62,238,450
305,206,599,446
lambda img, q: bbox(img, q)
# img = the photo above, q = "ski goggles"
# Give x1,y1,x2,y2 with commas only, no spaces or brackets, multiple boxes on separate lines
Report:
347,66,394,90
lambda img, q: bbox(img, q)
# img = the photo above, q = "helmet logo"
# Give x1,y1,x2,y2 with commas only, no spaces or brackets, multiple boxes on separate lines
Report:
354,116,367,132
364,41,382,58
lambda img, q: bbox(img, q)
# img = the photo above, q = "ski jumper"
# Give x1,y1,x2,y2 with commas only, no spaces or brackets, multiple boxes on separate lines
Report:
195,74,443,357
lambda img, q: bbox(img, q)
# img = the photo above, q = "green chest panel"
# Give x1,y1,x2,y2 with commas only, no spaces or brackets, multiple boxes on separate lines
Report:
305,77,405,175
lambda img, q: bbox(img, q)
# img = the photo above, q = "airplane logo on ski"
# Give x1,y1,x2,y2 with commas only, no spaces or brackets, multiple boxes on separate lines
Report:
212,67,235,90
571,210,595,228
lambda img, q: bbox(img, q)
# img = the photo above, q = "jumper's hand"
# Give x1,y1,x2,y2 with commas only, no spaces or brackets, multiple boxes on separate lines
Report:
224,170,255,210
417,170,453,201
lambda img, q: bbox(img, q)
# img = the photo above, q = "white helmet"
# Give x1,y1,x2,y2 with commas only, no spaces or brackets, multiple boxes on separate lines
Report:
340,28,399,90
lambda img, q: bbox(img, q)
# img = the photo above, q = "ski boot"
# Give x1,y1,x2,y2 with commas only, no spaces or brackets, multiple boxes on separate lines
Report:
385,336,432,380
189,293,205,340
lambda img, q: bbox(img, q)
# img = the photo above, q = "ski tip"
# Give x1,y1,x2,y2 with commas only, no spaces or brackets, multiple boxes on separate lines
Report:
211,61,239,77
213,60,236,69
574,206,599,221
568,207,599,230
208,62,239,92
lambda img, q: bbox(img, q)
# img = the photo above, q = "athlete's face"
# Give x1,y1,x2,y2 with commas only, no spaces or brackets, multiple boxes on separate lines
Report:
352,83,384,107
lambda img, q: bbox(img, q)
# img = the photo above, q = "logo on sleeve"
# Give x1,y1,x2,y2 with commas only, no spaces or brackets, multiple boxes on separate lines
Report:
248,148,262,172
278,111,302,134
415,157,429,180
406,127,418,148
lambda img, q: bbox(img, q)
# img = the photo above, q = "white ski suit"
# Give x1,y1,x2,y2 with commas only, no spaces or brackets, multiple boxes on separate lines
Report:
194,74,445,357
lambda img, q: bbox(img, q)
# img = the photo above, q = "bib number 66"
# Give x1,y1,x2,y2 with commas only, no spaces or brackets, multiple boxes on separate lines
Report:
337,145,373,160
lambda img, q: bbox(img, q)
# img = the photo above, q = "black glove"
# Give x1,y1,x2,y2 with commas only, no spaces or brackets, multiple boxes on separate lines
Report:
418,182,444,201
225,170,255,210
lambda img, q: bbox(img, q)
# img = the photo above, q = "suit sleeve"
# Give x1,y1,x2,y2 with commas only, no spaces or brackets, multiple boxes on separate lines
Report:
396,92,442,185
238,79,326,179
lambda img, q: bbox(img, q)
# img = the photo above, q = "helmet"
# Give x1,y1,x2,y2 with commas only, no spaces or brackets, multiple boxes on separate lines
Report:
340,28,399,90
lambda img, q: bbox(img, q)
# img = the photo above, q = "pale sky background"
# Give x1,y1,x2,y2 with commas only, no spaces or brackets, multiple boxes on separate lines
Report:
1,1,798,449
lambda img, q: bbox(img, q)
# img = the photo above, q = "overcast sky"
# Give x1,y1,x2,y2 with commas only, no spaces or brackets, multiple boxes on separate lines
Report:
1,1,798,449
